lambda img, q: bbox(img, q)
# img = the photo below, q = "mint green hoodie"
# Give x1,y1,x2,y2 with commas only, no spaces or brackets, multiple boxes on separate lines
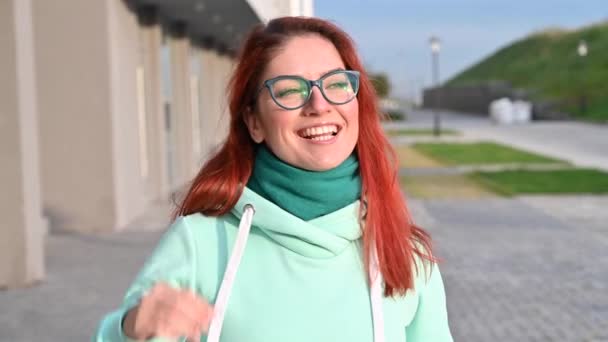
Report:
94,187,453,341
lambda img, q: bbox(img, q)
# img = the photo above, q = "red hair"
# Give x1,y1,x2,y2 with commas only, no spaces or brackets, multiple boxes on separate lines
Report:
175,17,433,296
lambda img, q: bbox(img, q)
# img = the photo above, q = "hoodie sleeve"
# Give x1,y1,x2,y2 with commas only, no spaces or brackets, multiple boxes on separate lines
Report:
92,217,198,342
405,263,453,342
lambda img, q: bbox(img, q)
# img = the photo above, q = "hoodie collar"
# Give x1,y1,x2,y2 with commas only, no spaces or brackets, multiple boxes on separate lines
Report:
246,144,362,221
231,187,362,258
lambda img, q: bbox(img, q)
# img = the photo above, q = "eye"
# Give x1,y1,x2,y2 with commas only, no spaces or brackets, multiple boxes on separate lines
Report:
272,78,308,98
326,81,349,90
276,88,306,98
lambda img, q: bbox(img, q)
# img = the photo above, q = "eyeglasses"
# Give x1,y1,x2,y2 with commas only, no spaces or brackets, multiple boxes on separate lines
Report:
257,70,360,110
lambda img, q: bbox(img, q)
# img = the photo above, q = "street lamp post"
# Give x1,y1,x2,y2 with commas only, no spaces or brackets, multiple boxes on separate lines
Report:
577,40,588,116
429,36,441,136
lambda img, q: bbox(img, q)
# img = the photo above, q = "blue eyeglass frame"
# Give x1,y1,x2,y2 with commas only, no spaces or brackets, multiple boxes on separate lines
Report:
255,69,361,110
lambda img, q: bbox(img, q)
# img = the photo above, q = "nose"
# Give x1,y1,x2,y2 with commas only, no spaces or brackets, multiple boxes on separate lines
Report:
303,86,331,115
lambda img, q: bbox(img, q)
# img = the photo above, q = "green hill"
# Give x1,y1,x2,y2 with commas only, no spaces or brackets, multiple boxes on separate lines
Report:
447,21,608,121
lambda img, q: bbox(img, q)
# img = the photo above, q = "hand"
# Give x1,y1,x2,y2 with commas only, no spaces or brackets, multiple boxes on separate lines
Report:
122,283,214,342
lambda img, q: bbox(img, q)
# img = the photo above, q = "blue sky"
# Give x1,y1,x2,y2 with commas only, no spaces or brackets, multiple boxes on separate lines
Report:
315,0,607,100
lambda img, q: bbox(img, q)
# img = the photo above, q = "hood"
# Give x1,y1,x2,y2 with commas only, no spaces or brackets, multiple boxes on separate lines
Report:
231,187,362,258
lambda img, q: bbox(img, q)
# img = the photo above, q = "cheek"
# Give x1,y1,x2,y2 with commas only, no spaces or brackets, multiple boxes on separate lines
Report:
261,111,297,139
344,103,359,127
344,105,359,143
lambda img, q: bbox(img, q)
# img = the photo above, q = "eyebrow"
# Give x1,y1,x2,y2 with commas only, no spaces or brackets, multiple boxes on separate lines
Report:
278,67,346,80
318,67,345,76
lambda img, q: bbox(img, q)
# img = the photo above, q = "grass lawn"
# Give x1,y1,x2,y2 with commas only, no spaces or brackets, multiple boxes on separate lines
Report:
412,142,567,165
471,168,608,195
400,174,496,199
386,128,460,137
395,145,443,168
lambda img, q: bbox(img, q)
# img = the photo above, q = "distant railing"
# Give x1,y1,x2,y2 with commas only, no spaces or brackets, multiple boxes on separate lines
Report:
422,82,571,120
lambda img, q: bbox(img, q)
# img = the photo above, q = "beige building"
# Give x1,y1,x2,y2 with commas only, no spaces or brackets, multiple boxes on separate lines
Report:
1,0,313,288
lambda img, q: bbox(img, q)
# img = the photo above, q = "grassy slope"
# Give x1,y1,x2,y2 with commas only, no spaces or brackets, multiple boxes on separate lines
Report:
448,22,608,121
471,169,608,195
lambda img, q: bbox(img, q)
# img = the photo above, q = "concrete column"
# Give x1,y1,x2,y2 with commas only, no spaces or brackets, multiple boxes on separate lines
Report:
289,0,314,16
199,49,217,160
217,55,233,141
189,48,204,169
140,21,170,200
33,0,148,232
106,0,150,228
33,0,114,232
200,50,218,155
0,0,45,288
211,52,221,148
198,50,233,160
169,48,234,169
208,51,228,148
169,33,195,187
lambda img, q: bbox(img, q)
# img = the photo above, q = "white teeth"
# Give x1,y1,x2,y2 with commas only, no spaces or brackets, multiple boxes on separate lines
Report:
311,135,333,141
300,125,338,138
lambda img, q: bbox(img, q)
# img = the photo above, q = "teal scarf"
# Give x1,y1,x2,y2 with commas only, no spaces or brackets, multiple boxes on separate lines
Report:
247,144,362,220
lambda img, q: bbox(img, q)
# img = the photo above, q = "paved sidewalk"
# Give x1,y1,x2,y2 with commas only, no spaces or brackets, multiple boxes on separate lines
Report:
408,195,608,341
1,194,607,341
400,162,572,176
0,230,163,341
0,200,174,341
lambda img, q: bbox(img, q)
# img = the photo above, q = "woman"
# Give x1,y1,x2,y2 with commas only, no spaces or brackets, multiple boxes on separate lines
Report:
95,16,452,342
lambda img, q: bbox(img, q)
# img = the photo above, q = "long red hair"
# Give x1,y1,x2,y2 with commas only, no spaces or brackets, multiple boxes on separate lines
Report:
175,17,433,296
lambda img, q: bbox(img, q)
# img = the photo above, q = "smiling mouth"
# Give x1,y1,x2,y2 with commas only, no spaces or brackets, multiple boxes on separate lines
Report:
297,124,342,140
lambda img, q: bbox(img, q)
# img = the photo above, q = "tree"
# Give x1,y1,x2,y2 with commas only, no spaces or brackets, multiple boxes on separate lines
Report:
369,72,391,98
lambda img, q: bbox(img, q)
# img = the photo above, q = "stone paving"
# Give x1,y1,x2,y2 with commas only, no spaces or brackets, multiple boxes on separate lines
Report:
408,195,608,342
1,195,606,341
0,230,163,341
0,200,173,342
400,162,573,176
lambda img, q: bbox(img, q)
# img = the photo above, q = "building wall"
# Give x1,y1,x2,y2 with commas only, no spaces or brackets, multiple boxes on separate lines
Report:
0,0,45,288
139,23,169,200
33,0,163,233
218,54,234,144
33,0,118,232
27,0,317,234
2,0,314,288
199,49,228,154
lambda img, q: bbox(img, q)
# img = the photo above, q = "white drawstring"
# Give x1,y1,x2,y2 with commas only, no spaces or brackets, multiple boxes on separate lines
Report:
206,204,255,342
370,246,385,342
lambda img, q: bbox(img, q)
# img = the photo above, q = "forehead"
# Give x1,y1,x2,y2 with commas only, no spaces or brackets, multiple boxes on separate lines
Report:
263,34,346,80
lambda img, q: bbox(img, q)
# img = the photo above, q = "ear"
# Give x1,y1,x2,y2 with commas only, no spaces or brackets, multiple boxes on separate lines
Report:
243,108,265,143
